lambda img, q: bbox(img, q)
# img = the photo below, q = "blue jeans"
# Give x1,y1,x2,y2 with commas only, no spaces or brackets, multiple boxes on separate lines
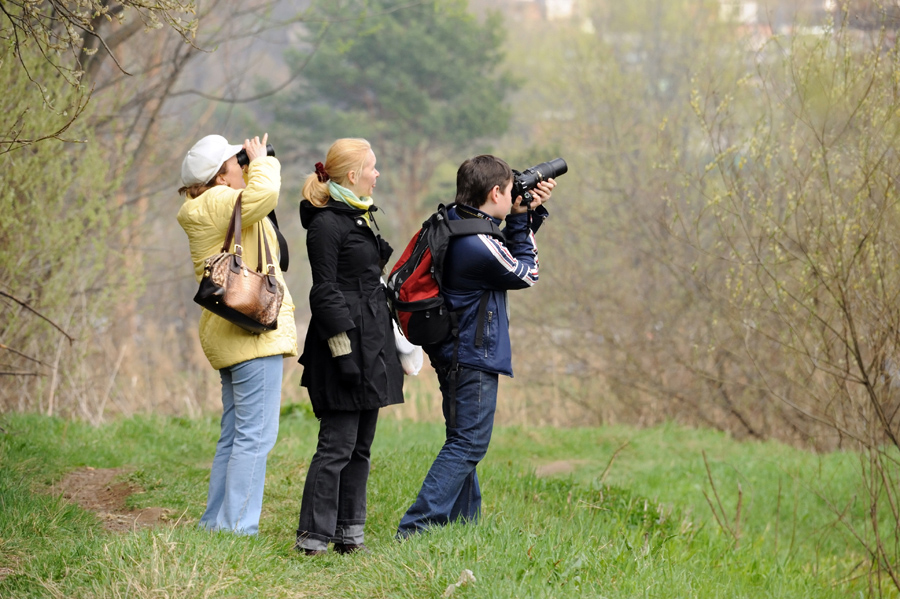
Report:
199,354,283,535
296,409,379,551
397,366,499,537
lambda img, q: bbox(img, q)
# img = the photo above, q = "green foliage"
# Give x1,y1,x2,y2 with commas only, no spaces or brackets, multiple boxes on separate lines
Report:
680,24,900,429
274,0,516,226
0,412,877,598
0,0,197,67
0,0,198,153
663,11,900,591
496,0,754,432
0,45,139,413
280,0,511,148
498,6,900,584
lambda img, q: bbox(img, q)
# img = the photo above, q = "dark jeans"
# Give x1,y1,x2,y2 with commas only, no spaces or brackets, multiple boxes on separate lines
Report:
397,366,499,537
296,408,379,550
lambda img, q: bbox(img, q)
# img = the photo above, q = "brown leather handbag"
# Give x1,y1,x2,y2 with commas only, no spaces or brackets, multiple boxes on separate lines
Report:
193,193,284,334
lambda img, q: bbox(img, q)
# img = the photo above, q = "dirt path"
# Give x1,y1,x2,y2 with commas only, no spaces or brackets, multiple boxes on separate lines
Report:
0,468,178,583
52,467,175,532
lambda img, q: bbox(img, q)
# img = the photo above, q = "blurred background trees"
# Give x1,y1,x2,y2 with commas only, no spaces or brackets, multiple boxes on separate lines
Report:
0,0,197,154
3,0,899,444
271,0,515,237
5,0,900,589
0,0,315,417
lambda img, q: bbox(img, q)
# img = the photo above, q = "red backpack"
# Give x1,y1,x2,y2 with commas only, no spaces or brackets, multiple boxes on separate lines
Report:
386,204,503,346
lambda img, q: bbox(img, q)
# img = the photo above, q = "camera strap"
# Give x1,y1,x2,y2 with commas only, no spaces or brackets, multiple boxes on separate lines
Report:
266,210,289,272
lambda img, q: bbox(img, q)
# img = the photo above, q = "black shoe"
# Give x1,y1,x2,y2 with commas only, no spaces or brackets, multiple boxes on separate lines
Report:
333,543,370,555
294,541,327,556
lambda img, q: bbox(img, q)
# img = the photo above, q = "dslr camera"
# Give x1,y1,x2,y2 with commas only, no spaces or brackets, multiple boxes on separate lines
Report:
512,157,567,204
236,143,276,168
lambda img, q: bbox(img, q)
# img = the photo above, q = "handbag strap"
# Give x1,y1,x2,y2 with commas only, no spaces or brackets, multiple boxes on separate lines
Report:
257,223,263,272
257,222,277,275
222,192,244,256
222,191,277,276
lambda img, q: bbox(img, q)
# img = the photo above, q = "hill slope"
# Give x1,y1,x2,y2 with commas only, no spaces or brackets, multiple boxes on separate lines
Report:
0,411,871,598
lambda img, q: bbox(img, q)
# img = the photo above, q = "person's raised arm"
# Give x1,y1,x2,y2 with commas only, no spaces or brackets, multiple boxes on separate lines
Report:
240,133,280,227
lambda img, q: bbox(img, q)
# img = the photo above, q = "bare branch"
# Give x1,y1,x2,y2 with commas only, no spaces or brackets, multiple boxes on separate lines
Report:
0,343,52,368
598,440,630,485
0,291,76,342
0,371,46,377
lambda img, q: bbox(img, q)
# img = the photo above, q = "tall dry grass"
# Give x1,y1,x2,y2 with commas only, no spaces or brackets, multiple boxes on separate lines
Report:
1,312,604,428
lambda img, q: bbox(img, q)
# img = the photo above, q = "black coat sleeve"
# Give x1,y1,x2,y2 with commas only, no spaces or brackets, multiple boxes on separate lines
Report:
306,213,356,339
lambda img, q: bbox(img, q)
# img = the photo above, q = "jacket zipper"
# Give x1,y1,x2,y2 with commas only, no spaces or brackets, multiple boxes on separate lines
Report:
484,311,493,358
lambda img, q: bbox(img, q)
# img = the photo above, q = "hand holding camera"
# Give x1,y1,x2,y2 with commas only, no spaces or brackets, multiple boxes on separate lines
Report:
511,157,567,213
513,179,555,212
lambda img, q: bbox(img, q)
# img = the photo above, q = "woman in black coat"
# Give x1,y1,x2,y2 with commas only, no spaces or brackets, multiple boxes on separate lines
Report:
295,138,404,555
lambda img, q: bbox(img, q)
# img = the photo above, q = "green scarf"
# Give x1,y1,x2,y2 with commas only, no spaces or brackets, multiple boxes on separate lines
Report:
329,181,374,225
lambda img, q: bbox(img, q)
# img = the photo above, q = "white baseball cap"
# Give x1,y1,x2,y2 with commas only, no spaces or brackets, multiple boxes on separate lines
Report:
181,135,244,186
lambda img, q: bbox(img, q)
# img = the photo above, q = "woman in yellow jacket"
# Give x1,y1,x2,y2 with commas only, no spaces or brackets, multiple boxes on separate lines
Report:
177,133,297,535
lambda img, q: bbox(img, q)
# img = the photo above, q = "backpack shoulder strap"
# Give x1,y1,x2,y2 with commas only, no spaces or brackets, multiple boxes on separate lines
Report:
447,218,504,239
440,203,504,240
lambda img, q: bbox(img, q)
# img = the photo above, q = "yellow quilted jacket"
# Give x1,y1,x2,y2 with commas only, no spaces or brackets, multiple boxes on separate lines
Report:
176,157,298,370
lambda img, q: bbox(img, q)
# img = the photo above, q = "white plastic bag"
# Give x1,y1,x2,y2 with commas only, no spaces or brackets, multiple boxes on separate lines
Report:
384,276,424,375
393,319,423,376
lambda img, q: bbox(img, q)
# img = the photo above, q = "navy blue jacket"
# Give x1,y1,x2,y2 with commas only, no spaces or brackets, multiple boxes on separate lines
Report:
427,204,548,376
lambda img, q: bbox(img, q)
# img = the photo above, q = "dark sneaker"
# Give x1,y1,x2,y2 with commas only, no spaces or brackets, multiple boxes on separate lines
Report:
333,543,370,555
294,541,327,556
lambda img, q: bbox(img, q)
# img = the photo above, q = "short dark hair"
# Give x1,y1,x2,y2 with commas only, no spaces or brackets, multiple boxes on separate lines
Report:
454,155,513,208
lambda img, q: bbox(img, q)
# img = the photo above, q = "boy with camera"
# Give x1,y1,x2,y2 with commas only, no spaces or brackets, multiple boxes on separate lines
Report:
396,155,556,538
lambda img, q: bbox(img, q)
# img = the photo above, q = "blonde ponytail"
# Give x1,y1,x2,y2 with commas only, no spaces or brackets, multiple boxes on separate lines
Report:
302,138,372,208
301,174,331,207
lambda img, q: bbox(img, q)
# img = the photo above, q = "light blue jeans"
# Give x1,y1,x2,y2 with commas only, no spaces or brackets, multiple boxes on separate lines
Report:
199,354,283,535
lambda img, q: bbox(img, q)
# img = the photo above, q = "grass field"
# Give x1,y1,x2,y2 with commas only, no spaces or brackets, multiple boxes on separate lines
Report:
0,407,884,598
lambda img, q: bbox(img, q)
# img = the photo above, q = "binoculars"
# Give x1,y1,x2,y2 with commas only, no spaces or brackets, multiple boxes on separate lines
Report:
236,144,276,168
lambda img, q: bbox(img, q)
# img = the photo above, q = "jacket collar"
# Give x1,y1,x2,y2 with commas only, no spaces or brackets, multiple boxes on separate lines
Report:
299,198,379,230
452,203,502,226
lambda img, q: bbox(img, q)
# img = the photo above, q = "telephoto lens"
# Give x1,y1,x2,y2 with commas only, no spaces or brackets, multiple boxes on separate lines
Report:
511,157,567,202
236,143,276,168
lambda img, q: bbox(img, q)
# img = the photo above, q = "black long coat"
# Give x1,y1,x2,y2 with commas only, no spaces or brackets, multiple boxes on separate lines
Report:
298,199,404,415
